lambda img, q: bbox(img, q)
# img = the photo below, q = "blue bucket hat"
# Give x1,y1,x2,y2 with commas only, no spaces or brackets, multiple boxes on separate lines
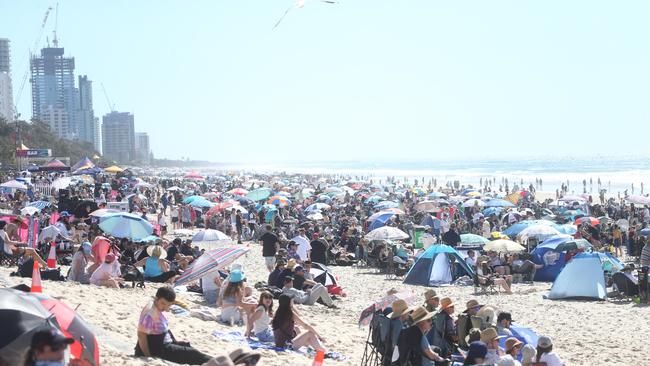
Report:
81,241,92,254
229,270,245,283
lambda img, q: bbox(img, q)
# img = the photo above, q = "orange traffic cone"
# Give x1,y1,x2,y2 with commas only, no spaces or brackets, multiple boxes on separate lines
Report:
47,242,57,269
312,349,325,366
30,260,42,293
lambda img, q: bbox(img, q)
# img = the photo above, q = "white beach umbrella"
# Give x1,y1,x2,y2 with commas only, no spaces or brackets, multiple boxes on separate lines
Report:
365,226,409,241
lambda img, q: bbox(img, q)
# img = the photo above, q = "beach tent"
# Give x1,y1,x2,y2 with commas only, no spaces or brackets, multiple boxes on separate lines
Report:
39,158,70,172
531,235,573,281
403,244,474,286
104,165,124,173
547,252,622,300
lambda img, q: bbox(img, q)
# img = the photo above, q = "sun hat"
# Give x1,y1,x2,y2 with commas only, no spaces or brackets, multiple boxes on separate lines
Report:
466,341,488,361
229,348,261,365
387,299,414,319
147,245,167,259
496,356,517,366
505,337,523,353
409,306,435,324
424,289,437,301
439,297,455,311
521,344,537,363
229,270,245,283
477,305,496,325
464,299,483,312
105,253,116,263
537,335,553,348
480,328,506,343
286,258,297,270
203,356,235,366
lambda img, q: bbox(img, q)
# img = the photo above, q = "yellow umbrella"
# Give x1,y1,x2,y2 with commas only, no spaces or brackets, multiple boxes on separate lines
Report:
483,239,525,253
104,165,124,173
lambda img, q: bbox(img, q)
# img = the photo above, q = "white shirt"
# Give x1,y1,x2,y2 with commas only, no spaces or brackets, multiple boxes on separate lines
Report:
90,263,115,285
292,235,311,261
539,352,565,366
440,219,450,234
465,255,476,268
1,230,12,255
252,305,271,334
482,221,491,238
202,271,221,292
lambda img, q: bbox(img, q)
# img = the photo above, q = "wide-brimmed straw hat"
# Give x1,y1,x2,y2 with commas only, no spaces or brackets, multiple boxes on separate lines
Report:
387,299,414,319
229,348,261,365
424,289,438,301
146,245,167,259
505,337,523,353
480,328,506,343
410,306,435,324
464,299,483,312
203,356,235,366
439,297,455,311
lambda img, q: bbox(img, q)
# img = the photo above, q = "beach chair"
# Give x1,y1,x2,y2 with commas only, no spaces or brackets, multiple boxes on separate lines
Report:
611,272,639,297
361,310,389,366
473,274,498,296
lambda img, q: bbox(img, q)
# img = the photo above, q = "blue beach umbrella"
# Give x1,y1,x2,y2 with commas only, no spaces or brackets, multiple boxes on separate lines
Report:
375,201,399,210
246,188,272,201
189,198,215,208
483,199,515,208
182,195,204,204
99,212,153,240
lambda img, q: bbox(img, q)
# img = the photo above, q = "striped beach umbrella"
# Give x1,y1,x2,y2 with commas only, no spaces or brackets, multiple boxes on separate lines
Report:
174,247,250,287
267,196,291,206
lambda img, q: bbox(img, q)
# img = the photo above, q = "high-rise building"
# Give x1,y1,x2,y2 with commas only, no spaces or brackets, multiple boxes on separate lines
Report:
77,75,99,151
0,38,13,121
134,132,151,164
30,43,78,139
102,111,135,163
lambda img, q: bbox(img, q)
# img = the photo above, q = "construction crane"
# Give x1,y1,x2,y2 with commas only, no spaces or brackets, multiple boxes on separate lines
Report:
13,5,54,116
101,83,116,112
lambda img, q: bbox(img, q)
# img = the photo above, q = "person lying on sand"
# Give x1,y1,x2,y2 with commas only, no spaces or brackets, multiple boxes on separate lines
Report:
282,276,337,308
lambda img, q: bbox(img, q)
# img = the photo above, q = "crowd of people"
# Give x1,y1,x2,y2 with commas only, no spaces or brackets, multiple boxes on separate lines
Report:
1,167,650,365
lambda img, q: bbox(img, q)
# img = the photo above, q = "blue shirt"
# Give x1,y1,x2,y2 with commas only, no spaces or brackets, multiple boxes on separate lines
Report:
143,257,163,278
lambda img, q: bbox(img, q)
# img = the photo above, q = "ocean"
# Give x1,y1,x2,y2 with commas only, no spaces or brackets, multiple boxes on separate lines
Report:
216,156,650,196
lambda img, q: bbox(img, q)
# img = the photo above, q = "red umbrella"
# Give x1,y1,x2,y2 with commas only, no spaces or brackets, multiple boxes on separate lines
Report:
575,216,600,226
34,294,100,365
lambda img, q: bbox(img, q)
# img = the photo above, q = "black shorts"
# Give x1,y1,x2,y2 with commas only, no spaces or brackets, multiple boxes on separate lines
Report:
171,217,179,223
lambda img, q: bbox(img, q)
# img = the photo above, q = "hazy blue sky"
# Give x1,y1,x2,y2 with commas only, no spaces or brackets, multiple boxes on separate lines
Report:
1,1,649,163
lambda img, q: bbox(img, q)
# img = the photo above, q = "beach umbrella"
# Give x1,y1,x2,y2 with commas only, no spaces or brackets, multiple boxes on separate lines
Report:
184,171,204,180
316,194,332,203
626,195,650,205
381,208,405,215
1,180,28,190
428,192,447,199
483,199,515,208
246,188,272,201
255,203,277,213
367,211,395,222
174,246,250,287
192,229,229,242
537,234,574,249
300,188,315,198
462,198,485,208
556,224,578,235
517,225,561,241
268,196,291,206
639,228,650,237
182,195,204,204
27,201,52,210
306,212,324,221
575,216,600,226
305,203,331,213
325,186,343,193
411,187,427,196
415,200,438,212
135,235,161,243
50,177,74,191
231,196,254,206
375,201,399,210
20,206,40,216
483,207,503,217
358,290,418,326
225,205,248,214
0,289,63,365
310,262,338,286
554,238,592,252
460,234,489,245
99,212,153,240
466,191,481,198
32,293,100,366
189,198,215,208
365,226,409,241
365,195,383,204
89,208,120,218
483,239,525,253
228,188,249,196
166,186,183,192
558,195,587,202
104,165,123,173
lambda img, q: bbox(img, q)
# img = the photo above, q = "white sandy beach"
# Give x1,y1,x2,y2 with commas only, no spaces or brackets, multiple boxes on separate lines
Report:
2,239,649,366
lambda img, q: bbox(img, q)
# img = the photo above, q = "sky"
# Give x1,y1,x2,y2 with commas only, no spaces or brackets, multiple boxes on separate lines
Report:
1,0,649,163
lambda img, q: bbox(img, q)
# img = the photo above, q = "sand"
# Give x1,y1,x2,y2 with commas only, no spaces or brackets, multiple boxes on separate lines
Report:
3,240,649,366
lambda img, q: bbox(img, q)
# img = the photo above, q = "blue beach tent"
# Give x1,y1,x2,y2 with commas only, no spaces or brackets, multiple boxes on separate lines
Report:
531,235,573,282
403,244,474,286
547,252,622,300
